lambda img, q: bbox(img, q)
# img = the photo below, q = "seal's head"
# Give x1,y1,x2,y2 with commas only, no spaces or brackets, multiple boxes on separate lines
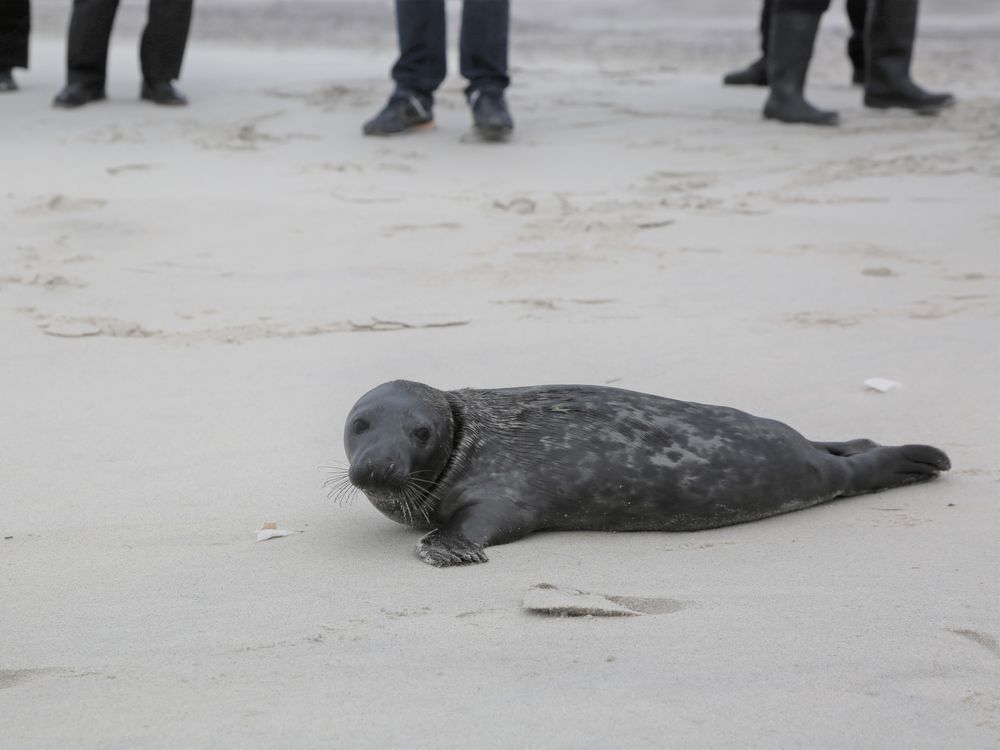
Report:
344,380,454,526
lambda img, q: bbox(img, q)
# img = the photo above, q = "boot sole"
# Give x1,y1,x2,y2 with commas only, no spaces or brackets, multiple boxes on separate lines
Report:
363,120,435,137
864,95,955,115
474,124,513,142
53,92,107,109
722,78,767,88
763,108,839,127
141,96,188,106
723,76,768,87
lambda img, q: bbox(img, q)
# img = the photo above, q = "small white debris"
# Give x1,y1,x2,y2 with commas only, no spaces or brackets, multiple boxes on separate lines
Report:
256,521,302,542
864,378,901,393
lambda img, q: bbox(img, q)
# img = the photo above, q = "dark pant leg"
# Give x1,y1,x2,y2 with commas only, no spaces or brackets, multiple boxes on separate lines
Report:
760,0,774,56
459,0,509,94
845,0,867,70
774,0,831,11
66,0,119,86
391,0,447,97
0,0,30,69
140,0,192,82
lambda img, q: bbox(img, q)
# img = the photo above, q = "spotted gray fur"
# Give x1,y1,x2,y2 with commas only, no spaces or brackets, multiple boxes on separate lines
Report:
342,380,951,567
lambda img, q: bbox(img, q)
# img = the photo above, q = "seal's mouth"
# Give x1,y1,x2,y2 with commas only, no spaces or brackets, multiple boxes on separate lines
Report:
344,461,440,528
348,460,407,493
360,483,435,528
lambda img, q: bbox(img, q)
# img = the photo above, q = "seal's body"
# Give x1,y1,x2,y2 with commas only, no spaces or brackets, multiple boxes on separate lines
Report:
343,380,950,566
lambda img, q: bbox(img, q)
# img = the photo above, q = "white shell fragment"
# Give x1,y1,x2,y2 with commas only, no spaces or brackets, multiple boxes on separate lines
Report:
864,378,901,393
256,521,302,542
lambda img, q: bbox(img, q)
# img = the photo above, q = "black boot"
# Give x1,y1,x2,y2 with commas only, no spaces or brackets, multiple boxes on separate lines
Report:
763,10,839,126
0,68,17,92
847,32,865,85
846,0,867,85
864,0,954,113
53,81,107,108
141,80,188,106
723,57,769,86
725,0,772,86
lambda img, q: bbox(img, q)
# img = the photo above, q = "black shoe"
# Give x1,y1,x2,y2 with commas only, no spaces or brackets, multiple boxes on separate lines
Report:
864,0,954,114
763,10,839,126
723,57,768,87
469,89,513,141
864,86,954,114
141,80,188,106
0,68,17,92
53,81,107,108
362,90,434,136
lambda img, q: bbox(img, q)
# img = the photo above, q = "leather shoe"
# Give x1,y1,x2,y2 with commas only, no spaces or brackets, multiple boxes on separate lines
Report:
469,88,513,141
141,80,188,106
362,90,434,136
53,81,106,108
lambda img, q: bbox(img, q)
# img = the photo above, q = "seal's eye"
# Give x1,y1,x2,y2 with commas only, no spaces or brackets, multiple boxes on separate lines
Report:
413,427,431,443
352,418,370,435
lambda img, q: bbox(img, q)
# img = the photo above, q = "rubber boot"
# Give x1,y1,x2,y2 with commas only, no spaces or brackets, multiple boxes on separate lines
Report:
864,0,954,113
724,0,772,86
846,0,867,84
724,57,769,86
763,10,839,125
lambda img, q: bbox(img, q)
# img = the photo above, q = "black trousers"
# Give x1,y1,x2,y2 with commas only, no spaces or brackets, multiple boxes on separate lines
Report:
391,0,509,99
764,0,867,65
0,0,30,69
66,0,192,86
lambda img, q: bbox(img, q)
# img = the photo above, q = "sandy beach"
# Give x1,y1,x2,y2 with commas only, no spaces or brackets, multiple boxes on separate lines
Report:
2,1,998,747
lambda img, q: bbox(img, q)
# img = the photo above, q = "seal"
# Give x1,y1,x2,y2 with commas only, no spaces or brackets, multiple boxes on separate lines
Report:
342,380,951,567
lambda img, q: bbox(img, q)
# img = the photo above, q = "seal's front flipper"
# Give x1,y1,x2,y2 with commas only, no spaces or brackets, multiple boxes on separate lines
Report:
416,529,489,567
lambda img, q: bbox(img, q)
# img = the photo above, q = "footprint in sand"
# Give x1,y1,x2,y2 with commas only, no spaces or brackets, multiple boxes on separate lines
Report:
862,266,899,277
950,629,1000,658
0,273,84,290
493,197,537,215
382,222,461,236
106,164,154,176
523,583,697,617
17,194,108,215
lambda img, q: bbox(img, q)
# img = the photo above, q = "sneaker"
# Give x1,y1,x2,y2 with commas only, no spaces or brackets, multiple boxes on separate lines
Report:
469,88,513,141
362,90,434,136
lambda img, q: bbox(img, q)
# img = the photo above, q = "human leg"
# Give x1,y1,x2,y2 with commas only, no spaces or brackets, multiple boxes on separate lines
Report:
864,0,953,112
723,0,772,86
763,0,838,125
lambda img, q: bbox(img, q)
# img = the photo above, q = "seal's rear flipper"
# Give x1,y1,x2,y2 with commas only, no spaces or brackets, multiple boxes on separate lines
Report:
844,443,951,495
812,439,880,457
